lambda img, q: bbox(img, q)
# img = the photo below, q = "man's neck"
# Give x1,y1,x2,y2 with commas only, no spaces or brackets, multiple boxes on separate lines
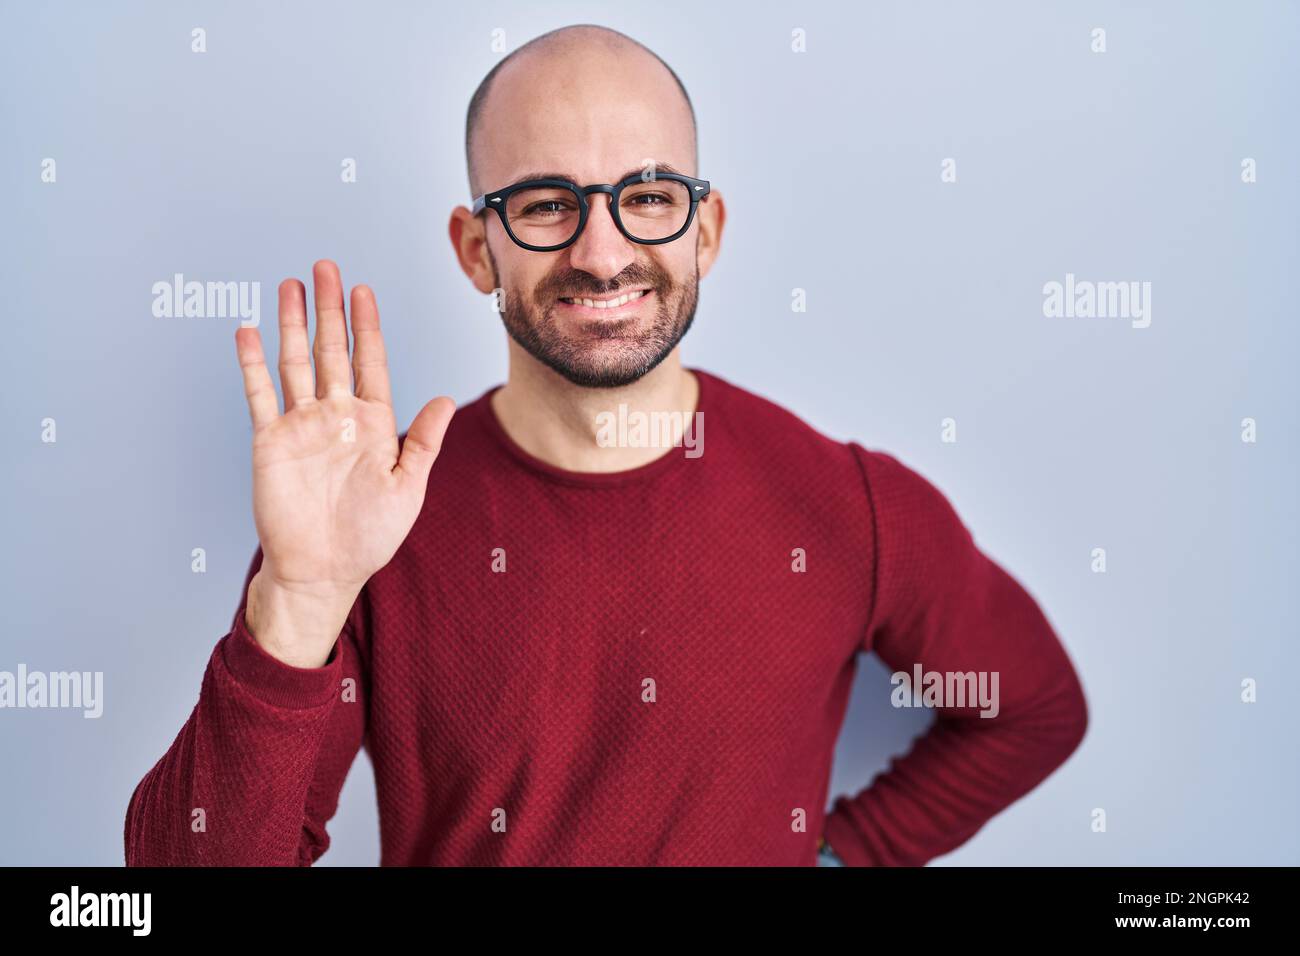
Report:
490,344,699,473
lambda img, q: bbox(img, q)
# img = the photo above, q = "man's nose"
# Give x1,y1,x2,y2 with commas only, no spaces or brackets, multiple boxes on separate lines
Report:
567,194,635,280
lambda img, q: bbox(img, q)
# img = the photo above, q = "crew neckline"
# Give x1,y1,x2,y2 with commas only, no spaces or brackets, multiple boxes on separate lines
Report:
474,368,711,488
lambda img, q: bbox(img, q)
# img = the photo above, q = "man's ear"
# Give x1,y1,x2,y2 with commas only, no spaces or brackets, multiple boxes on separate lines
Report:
449,207,498,295
694,191,726,280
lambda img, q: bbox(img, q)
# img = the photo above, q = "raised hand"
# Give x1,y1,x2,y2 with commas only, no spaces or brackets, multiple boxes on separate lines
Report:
233,260,455,667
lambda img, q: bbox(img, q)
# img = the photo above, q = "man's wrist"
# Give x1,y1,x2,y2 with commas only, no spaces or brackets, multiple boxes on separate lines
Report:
245,570,358,668
817,836,846,866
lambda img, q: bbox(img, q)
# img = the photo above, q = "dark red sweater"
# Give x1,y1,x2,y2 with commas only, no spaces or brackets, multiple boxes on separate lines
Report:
124,368,1087,866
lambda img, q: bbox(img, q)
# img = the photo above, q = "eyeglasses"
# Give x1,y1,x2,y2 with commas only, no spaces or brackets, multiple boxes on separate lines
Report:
471,171,711,252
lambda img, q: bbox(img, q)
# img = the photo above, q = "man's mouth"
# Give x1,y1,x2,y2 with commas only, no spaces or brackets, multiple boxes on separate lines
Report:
556,289,652,314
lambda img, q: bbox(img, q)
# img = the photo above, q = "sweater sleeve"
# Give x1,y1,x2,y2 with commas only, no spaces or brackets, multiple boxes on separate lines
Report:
124,547,369,866
822,446,1088,866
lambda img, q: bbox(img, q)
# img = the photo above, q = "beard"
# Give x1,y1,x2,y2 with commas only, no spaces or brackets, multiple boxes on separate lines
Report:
487,243,699,389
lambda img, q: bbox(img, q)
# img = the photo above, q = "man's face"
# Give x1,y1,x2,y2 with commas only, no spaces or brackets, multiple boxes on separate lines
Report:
485,216,699,389
459,41,719,389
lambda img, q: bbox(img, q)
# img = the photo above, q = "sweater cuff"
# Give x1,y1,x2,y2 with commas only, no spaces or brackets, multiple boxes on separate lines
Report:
821,806,873,867
220,608,343,710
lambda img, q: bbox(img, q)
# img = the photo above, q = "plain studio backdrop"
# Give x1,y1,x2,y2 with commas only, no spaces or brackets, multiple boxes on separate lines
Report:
1,0,1296,865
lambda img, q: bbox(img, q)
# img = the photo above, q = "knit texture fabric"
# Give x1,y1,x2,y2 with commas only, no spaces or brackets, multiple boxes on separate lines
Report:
124,367,1087,866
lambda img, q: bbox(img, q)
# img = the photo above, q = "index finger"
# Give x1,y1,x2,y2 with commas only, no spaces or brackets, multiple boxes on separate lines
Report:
350,284,392,406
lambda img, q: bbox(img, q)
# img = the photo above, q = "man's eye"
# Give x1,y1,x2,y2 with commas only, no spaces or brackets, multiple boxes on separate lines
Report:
523,201,570,216
627,193,672,206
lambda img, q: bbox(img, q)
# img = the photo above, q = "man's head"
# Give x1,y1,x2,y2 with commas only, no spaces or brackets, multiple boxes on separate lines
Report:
450,25,725,389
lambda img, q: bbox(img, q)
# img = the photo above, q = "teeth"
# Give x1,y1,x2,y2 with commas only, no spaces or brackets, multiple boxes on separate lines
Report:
563,290,646,308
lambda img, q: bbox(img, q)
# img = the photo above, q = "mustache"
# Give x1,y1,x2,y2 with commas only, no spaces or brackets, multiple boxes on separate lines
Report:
540,266,664,301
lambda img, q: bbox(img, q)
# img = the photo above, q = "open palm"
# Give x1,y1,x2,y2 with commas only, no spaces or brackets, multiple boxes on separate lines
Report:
235,260,454,625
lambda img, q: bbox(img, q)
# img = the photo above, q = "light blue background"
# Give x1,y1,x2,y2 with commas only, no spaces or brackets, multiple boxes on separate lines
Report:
1,0,1296,865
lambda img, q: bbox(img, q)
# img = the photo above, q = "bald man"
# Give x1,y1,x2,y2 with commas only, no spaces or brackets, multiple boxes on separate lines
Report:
125,25,1087,867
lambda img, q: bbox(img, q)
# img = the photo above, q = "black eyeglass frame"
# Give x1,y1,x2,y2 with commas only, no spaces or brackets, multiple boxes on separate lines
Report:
471,172,711,252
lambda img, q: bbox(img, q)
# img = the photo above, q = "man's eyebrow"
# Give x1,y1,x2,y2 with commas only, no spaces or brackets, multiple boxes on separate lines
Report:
501,163,688,188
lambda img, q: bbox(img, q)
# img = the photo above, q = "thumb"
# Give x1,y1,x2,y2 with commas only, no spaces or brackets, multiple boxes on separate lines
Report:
396,396,456,491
